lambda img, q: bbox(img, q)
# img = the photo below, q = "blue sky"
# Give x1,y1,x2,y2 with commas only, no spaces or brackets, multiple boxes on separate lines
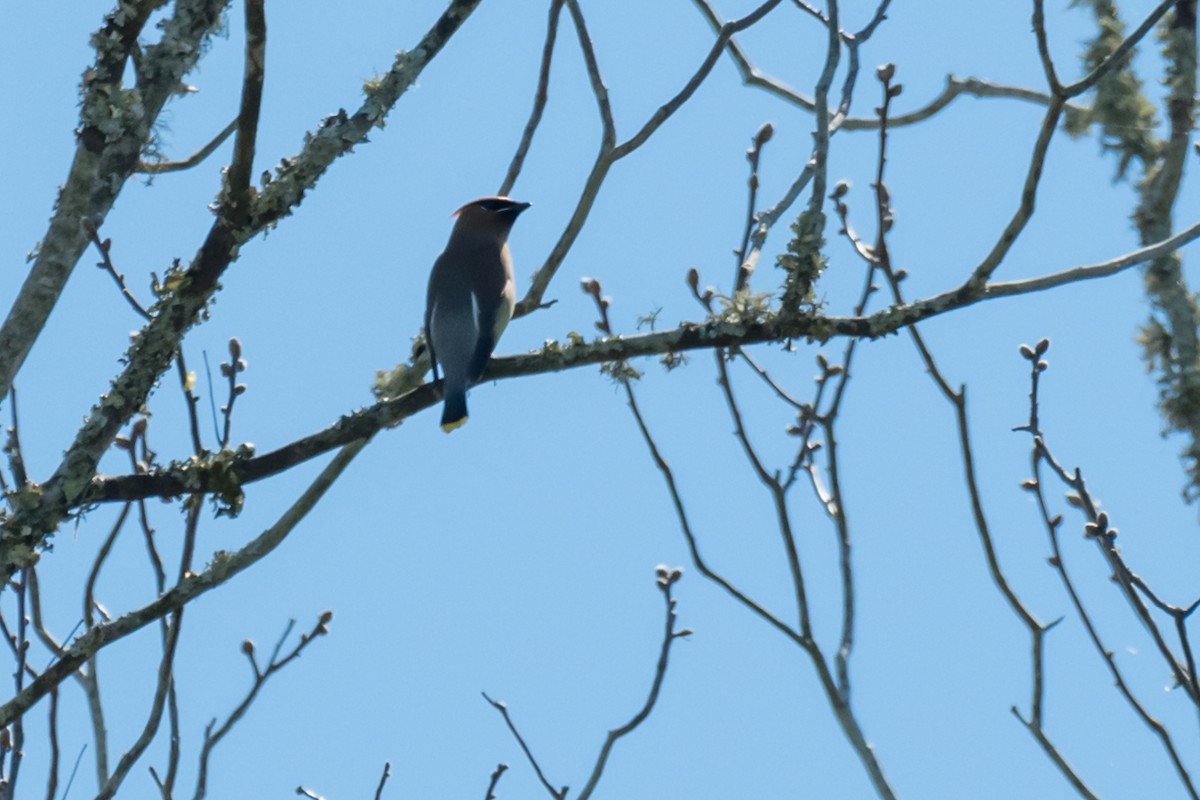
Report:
3,1,1199,798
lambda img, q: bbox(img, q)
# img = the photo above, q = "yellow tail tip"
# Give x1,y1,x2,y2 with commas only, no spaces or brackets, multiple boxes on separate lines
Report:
441,415,468,433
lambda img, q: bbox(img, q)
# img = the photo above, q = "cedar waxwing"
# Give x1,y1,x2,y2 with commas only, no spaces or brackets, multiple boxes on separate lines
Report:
424,196,531,432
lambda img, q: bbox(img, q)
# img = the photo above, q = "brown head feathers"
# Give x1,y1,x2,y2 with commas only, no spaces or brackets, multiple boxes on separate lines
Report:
452,196,532,219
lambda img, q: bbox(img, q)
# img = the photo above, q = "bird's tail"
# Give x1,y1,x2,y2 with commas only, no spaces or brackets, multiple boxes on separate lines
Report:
440,388,469,432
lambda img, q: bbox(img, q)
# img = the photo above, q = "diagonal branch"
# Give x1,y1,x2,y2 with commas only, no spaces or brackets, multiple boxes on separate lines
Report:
514,0,785,316
0,438,366,728
499,0,565,196
81,216,1200,509
0,0,488,585
224,0,267,228
138,119,238,174
0,0,230,402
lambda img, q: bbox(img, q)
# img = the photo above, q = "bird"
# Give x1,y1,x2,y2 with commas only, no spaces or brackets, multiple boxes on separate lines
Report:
424,196,531,432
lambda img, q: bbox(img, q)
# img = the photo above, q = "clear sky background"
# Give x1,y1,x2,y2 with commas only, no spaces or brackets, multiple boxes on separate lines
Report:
3,1,1200,798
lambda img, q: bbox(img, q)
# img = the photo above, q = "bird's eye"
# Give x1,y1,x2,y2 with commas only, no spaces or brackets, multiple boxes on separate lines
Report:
479,200,507,212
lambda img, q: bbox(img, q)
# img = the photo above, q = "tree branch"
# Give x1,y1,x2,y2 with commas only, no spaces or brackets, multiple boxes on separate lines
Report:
0,439,366,728
0,0,229,401
0,0,488,585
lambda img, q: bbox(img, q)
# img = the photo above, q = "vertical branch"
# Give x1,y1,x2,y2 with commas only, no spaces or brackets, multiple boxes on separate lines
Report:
175,352,205,456
499,0,565,195
575,568,689,800
714,355,813,638
43,688,59,800
82,504,134,787
807,0,840,211
2,571,30,800
734,123,774,292
224,0,267,227
93,605,182,800
192,614,331,800
1021,345,1198,798
516,0,784,315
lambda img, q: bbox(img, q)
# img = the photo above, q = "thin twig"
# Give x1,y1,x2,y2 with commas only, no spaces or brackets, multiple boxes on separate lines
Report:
192,614,332,800
734,123,773,292
175,351,205,455
1062,0,1174,97
691,0,1084,129
624,369,895,796
1022,347,1198,798
82,502,132,788
1011,708,1101,800
0,439,366,728
965,97,1065,289
93,605,182,800
806,0,840,212
373,762,391,800
483,764,508,800
44,687,59,800
81,220,152,321
5,388,27,489
565,0,616,147
623,381,802,644
1036,446,1196,701
481,693,565,800
515,0,784,316
219,338,246,450
5,572,29,800
499,0,564,195
1031,0,1064,95
575,569,689,800
138,119,238,174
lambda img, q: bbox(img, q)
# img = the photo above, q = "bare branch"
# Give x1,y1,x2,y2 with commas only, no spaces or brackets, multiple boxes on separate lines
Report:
0,0,488,587
515,0,785,315
565,0,616,147
94,607,182,800
223,0,267,228
0,0,229,401
373,762,392,800
1062,0,1174,97
0,439,365,728
499,0,564,196
1020,347,1199,798
1031,0,1065,95
81,221,152,320
1011,708,1101,800
83,213,1200,508
483,764,507,800
482,693,566,800
138,119,237,174
576,568,688,799
192,614,332,800
965,97,1065,288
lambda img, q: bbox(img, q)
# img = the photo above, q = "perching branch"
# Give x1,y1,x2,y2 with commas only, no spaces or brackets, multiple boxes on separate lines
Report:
0,0,488,586
79,216,1200,511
